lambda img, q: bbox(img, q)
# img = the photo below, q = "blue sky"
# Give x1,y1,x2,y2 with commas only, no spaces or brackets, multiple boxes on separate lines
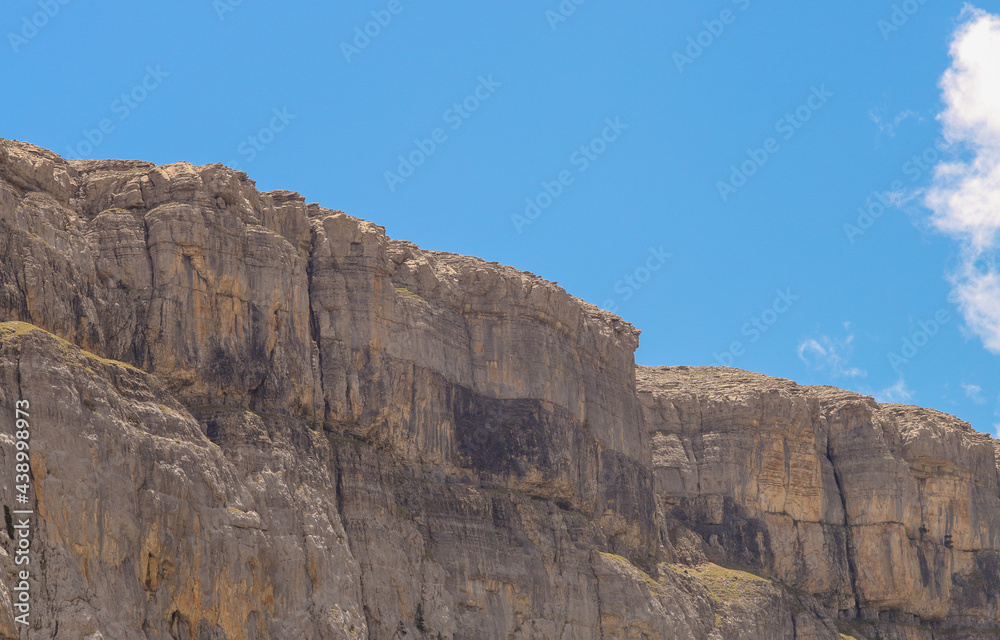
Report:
3,1,1000,433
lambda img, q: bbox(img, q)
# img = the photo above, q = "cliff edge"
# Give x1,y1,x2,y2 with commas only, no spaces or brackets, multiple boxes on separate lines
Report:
0,138,997,640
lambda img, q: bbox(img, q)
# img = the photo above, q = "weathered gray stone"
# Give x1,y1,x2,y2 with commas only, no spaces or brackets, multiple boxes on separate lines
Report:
0,138,996,639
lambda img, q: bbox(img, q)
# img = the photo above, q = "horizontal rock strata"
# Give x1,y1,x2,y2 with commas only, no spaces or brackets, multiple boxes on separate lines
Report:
0,138,997,639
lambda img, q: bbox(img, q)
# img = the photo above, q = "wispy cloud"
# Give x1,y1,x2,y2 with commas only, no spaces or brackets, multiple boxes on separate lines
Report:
797,324,867,378
926,6,1000,353
870,108,921,137
962,382,986,403
876,376,914,403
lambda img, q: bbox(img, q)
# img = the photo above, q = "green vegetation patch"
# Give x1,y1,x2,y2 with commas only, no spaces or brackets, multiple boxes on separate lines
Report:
0,321,144,374
684,563,769,603
0,321,42,339
394,287,424,300
599,552,659,588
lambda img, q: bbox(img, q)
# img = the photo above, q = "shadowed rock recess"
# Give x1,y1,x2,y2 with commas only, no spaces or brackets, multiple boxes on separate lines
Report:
0,139,999,640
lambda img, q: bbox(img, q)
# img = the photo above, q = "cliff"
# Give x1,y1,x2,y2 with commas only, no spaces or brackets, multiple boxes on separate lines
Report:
0,138,998,639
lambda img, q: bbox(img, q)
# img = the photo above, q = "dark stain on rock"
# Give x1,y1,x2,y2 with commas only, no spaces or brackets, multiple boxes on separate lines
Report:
451,384,547,477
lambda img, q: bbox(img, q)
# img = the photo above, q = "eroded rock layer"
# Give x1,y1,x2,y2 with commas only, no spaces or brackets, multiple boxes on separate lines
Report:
0,139,997,639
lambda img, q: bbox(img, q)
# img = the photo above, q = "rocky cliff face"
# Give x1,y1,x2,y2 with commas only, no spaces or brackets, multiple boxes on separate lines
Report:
0,139,998,639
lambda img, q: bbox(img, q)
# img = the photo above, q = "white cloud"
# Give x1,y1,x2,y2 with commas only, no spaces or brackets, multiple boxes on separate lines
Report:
885,189,918,208
797,325,867,378
876,377,914,403
962,382,986,403
870,108,921,137
926,6,1000,353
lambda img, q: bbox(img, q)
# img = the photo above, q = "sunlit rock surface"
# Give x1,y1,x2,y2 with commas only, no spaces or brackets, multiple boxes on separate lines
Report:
1,139,997,639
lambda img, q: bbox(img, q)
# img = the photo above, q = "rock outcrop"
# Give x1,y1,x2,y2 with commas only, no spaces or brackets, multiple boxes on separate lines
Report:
0,138,998,639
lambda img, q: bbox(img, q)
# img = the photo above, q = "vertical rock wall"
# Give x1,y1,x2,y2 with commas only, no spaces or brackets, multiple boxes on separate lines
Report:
1,139,999,639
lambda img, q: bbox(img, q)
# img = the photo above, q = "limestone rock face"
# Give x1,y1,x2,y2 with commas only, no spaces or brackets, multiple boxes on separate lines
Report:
0,138,997,639
0,141,320,421
0,326,366,640
639,366,1000,638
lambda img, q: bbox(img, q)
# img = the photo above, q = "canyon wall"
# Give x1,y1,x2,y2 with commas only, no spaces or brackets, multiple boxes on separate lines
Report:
0,139,999,639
